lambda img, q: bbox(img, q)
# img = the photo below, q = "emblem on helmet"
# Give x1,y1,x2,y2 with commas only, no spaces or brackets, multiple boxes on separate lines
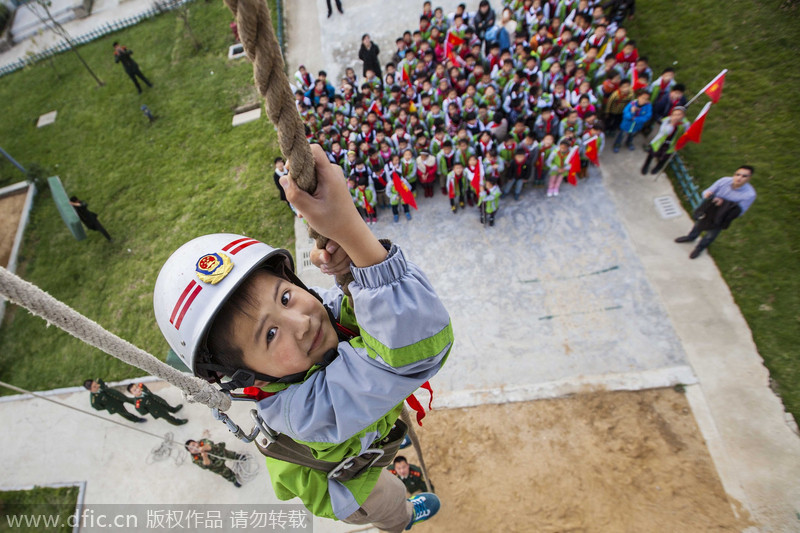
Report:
195,252,233,284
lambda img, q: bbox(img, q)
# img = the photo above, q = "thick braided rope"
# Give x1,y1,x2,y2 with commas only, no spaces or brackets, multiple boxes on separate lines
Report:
0,267,231,411
224,0,354,290
226,0,315,193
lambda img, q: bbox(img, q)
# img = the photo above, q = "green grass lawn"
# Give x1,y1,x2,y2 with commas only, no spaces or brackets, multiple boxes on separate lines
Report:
629,1,800,422
0,0,293,391
0,485,79,532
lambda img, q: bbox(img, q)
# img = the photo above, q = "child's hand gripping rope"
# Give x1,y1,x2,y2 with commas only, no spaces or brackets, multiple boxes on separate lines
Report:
281,145,387,270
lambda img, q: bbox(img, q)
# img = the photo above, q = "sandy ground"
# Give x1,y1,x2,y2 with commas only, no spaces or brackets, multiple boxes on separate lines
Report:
0,190,27,268
404,389,750,533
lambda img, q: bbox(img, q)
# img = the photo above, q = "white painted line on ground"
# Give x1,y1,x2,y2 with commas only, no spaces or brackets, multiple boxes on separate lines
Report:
434,365,697,410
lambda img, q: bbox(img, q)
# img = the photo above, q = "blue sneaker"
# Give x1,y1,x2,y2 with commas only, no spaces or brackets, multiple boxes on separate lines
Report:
613,144,621,153
406,493,440,530
399,435,412,449
394,214,399,223
406,212,412,221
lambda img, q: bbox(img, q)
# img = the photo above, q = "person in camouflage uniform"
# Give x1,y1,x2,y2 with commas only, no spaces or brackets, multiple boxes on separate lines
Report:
185,439,244,487
84,379,144,423
126,382,187,426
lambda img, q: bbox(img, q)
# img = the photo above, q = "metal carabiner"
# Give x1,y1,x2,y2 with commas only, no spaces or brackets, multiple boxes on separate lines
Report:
211,407,260,443
250,409,280,444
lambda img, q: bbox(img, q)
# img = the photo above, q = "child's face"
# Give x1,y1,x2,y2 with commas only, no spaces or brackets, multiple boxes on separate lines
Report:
231,271,338,383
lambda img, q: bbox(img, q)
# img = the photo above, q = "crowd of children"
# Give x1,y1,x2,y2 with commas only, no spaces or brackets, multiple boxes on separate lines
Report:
288,0,689,227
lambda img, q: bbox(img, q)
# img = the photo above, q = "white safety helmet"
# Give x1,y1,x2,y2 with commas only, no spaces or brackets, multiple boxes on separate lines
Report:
154,233,294,384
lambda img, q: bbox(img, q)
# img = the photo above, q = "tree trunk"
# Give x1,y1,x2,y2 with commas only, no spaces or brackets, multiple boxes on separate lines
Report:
31,0,105,87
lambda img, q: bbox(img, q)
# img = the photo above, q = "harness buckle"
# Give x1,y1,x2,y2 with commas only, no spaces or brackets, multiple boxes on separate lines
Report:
327,448,385,480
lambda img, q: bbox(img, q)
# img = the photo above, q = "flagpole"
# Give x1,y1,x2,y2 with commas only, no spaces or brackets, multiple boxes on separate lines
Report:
686,69,727,108
653,152,677,181
684,92,703,109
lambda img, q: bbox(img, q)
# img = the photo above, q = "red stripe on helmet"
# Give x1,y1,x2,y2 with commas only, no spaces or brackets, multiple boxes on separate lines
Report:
229,239,259,255
222,237,252,252
170,280,197,325
174,283,202,330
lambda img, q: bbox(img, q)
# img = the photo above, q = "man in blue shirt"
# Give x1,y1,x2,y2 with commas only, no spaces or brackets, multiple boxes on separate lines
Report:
675,165,757,259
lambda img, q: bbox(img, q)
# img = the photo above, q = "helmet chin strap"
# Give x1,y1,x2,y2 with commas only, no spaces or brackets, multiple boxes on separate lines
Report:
208,346,341,392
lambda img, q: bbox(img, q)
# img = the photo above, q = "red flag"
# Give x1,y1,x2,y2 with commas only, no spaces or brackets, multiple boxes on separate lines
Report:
446,30,464,48
367,100,384,118
701,69,727,104
675,102,711,151
566,146,581,186
584,136,600,166
470,163,483,196
400,64,411,86
445,31,464,64
392,172,418,210
445,41,457,65
356,187,375,215
631,68,647,91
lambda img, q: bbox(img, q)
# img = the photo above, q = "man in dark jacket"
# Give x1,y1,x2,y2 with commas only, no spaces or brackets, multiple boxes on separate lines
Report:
70,196,112,241
113,42,152,94
358,34,382,79
325,0,343,17
675,166,757,259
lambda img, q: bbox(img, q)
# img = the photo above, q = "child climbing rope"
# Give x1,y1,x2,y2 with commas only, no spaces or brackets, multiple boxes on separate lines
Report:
153,145,453,532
